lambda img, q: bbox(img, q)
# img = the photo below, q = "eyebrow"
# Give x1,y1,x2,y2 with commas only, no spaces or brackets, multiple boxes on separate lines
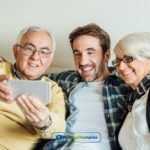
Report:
116,55,128,60
23,43,51,50
23,43,35,47
86,47,96,51
73,47,96,53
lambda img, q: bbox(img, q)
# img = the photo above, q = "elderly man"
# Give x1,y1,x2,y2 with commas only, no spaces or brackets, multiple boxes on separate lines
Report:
0,26,66,150
44,23,131,150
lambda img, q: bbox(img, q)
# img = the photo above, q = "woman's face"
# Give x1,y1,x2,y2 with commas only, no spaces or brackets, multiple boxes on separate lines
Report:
115,51,150,89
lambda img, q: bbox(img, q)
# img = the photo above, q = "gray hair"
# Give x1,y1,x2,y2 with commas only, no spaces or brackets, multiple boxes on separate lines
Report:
16,26,56,51
114,32,150,60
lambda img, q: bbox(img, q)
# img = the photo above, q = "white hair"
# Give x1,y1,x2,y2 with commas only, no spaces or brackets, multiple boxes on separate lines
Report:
16,26,56,51
114,32,150,60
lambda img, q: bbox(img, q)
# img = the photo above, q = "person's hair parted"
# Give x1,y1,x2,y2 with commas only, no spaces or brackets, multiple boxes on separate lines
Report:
69,23,110,54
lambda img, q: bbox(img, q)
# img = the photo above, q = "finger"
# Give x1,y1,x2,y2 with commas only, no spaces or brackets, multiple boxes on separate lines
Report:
0,82,13,102
0,75,10,82
24,96,47,122
0,81,12,95
26,96,51,127
16,96,40,123
0,92,13,103
16,95,35,114
27,96,50,120
25,115,38,124
27,96,45,112
16,97,26,114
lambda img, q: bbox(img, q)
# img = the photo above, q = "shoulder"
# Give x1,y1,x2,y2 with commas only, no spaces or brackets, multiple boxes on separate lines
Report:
46,70,82,88
46,70,82,96
41,76,61,89
0,61,13,75
46,70,81,82
105,73,131,94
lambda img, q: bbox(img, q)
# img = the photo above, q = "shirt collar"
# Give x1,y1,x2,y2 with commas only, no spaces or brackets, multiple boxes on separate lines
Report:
12,63,43,80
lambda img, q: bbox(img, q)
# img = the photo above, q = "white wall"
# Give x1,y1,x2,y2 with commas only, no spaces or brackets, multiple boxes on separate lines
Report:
0,0,150,70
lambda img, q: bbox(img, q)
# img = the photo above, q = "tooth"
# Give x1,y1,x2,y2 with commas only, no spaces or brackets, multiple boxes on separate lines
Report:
124,71,132,76
29,63,37,67
82,67,92,71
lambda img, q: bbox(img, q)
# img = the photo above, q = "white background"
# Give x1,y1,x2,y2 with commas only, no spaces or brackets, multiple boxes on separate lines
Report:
0,0,150,70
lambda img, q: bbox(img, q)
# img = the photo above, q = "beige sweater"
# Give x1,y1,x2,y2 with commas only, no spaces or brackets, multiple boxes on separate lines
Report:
0,62,66,150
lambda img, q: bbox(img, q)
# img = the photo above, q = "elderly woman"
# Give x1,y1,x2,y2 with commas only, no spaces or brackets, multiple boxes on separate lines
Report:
112,32,150,150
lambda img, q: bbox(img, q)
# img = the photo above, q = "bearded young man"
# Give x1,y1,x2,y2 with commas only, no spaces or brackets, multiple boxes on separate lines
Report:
43,23,131,150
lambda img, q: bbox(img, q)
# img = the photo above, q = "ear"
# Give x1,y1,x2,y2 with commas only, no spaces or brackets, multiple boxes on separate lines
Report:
13,44,19,60
104,50,110,63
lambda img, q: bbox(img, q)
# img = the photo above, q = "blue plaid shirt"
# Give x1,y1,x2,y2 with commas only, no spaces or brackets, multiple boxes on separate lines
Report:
42,70,131,150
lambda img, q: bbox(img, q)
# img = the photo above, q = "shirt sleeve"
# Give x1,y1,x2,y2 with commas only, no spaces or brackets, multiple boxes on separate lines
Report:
35,78,66,139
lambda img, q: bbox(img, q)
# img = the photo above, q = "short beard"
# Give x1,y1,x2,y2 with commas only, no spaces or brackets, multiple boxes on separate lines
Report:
92,60,106,82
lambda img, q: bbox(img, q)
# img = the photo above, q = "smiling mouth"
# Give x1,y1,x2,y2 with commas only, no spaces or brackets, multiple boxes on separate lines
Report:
28,62,38,67
122,70,133,77
80,66,94,75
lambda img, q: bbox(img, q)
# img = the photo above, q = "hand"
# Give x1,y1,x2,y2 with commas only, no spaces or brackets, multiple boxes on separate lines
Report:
16,95,51,129
0,75,13,103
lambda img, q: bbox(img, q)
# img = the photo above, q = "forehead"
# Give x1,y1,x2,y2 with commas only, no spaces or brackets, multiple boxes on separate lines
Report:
21,31,52,48
72,35,101,51
115,49,129,58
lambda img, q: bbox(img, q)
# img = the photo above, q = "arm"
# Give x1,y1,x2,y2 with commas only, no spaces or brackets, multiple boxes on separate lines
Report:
16,79,66,139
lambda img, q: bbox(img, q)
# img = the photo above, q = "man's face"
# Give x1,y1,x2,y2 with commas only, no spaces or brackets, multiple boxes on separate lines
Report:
13,31,54,80
72,35,110,82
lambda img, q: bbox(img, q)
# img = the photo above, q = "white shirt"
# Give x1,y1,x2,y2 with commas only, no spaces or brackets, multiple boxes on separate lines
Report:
71,81,110,150
119,90,150,150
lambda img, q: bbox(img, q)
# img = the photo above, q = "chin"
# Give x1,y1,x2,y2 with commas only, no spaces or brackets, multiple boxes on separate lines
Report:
124,80,135,87
84,77,95,82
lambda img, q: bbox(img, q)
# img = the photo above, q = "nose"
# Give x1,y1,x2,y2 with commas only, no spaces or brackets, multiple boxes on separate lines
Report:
117,61,127,71
80,54,89,65
30,50,40,60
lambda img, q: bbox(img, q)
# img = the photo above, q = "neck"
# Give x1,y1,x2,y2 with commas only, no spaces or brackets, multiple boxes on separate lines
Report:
96,68,110,82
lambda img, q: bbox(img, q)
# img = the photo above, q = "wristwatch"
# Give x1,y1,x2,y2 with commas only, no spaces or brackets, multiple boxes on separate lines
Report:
37,116,52,130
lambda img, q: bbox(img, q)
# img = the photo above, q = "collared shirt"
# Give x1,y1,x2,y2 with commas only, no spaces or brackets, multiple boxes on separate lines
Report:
46,70,131,150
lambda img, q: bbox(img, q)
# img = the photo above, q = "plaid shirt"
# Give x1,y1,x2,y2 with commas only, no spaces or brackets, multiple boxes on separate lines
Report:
43,70,131,150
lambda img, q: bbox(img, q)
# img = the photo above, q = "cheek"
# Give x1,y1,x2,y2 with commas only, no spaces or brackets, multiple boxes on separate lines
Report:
16,57,27,66
42,57,53,68
116,67,120,74
95,58,103,67
74,58,80,67
16,54,28,62
132,61,149,78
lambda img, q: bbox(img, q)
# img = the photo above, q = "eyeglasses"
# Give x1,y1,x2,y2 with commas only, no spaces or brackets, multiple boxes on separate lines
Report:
16,44,52,58
112,55,135,66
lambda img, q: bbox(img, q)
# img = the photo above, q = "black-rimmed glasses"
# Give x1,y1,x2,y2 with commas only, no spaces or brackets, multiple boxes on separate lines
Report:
16,44,52,58
112,55,135,66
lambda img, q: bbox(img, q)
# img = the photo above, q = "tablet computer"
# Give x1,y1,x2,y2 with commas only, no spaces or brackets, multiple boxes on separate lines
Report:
8,80,51,104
